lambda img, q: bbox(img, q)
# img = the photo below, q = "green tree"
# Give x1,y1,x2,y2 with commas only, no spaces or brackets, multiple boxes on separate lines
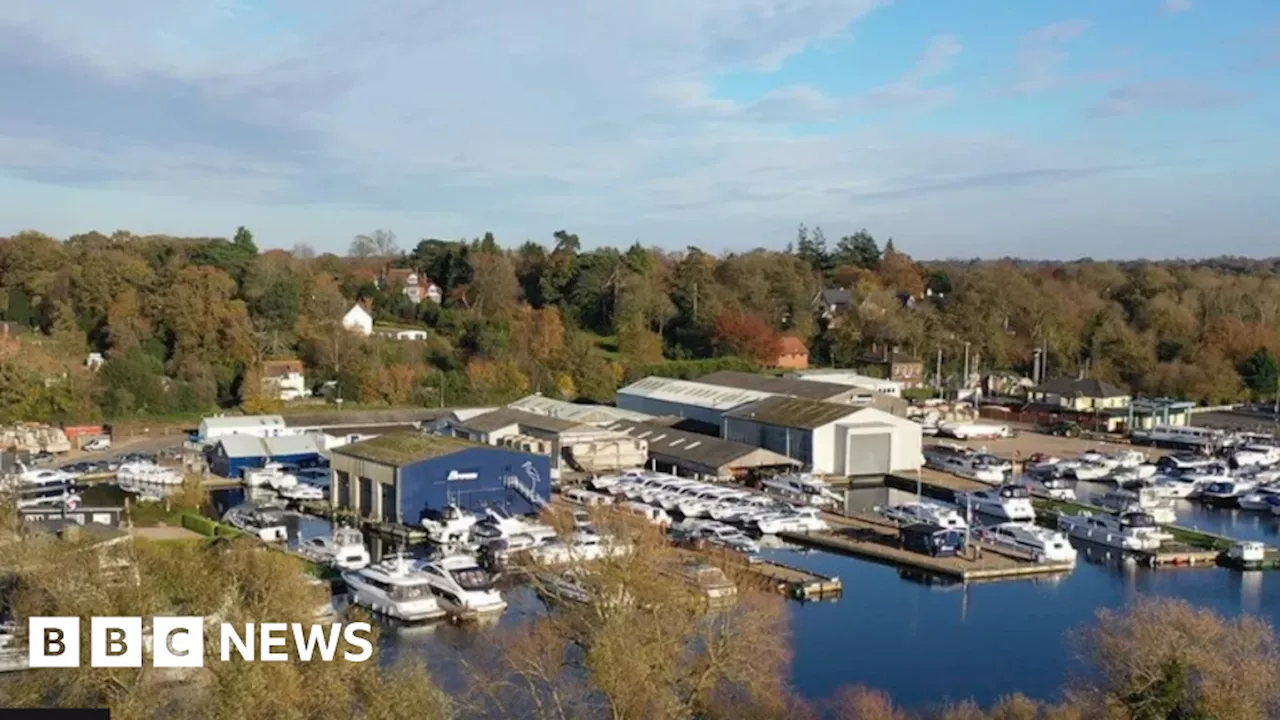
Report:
835,230,881,270
1240,347,1280,400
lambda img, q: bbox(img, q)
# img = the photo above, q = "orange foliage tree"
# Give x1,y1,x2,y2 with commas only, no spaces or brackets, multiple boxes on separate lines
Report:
712,310,782,365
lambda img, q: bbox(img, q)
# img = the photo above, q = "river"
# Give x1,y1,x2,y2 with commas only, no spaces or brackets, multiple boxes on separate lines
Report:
215,486,1280,710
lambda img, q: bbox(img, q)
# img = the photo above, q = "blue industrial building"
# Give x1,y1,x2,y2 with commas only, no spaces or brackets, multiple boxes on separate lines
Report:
328,433,551,524
207,434,327,478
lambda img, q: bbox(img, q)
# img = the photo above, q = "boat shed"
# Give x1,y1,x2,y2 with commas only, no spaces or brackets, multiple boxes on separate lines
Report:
696,370,870,403
604,419,800,479
506,394,654,426
439,407,647,476
616,376,773,427
723,396,923,476
328,433,551,524
197,415,296,442
207,434,327,478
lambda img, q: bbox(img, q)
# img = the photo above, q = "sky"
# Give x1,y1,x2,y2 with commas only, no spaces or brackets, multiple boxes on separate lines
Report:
0,0,1278,259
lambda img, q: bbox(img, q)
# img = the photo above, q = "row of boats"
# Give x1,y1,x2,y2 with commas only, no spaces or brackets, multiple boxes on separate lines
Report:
241,463,329,502
584,470,835,536
3,460,186,509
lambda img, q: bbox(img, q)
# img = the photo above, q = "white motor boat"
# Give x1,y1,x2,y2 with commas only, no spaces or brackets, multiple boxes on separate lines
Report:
277,483,326,501
878,501,968,530
1057,509,1165,550
9,476,82,509
420,504,480,544
414,553,507,620
1108,450,1148,469
17,464,77,485
342,553,447,622
241,463,297,489
1066,462,1111,481
760,473,842,507
530,530,633,565
1150,475,1201,500
297,526,370,570
975,522,1077,563
221,505,289,542
1199,479,1257,508
694,523,760,554
1099,487,1177,525
1233,444,1280,468
478,507,557,543
1237,485,1280,512
955,485,1035,522
753,507,830,535
1025,475,1077,501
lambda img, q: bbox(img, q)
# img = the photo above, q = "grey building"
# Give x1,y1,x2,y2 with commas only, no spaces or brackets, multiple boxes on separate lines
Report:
604,419,800,479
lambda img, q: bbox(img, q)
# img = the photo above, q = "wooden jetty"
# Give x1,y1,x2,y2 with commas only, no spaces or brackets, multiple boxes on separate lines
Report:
785,512,1074,582
296,500,428,544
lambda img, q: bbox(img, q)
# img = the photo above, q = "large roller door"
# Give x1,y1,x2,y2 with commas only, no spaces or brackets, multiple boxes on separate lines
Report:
844,431,893,476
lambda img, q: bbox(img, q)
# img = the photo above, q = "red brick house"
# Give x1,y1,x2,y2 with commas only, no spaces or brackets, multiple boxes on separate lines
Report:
772,336,810,369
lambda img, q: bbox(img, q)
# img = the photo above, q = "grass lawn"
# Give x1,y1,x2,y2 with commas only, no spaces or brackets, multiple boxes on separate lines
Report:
587,332,620,358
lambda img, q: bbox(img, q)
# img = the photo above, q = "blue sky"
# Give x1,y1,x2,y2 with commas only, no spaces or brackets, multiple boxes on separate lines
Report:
0,0,1277,258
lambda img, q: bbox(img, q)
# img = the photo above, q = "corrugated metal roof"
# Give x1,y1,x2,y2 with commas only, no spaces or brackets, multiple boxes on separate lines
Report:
725,396,862,430
201,415,286,430
696,371,854,400
508,395,653,425
456,408,586,434
217,434,324,459
606,420,800,470
617,376,772,410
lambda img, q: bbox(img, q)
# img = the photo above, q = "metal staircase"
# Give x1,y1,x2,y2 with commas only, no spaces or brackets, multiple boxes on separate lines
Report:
505,461,548,508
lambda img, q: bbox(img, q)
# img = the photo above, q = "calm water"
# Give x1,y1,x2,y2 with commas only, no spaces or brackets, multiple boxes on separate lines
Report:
213,486,1280,710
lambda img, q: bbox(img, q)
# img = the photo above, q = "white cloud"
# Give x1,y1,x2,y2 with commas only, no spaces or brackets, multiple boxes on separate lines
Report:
0,1,1272,258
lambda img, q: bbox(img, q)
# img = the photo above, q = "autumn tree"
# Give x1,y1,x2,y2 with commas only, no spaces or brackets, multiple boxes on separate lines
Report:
711,310,782,365
349,229,400,259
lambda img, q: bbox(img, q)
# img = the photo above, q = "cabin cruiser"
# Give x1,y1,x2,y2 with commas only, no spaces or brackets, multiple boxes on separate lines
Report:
475,528,550,569
242,463,298,490
1237,485,1280,512
975,522,1077,563
1199,479,1257,508
1156,453,1219,473
530,530,632,565
1060,460,1110,481
1150,475,1201,500
420,504,480,544
931,453,1007,484
1099,487,1177,525
221,505,288,541
342,553,447,622
414,554,507,620
1023,455,1063,478
753,506,830,535
276,482,326,501
954,485,1035,522
477,507,557,543
1025,475,1077,501
297,526,370,570
878,501,968,530
116,462,184,486
1232,444,1280,469
7,474,82,509
1057,509,1165,551
674,520,760,554
760,473,842,507
16,465,78,486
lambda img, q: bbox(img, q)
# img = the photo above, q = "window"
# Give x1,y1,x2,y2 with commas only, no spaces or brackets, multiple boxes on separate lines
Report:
359,477,374,518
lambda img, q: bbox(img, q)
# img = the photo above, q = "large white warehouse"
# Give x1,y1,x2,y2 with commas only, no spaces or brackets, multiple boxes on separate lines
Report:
616,376,772,429
723,396,922,476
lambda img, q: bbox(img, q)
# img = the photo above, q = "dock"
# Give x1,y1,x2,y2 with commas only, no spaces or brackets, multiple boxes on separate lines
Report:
696,548,842,600
785,512,1075,582
296,500,428,544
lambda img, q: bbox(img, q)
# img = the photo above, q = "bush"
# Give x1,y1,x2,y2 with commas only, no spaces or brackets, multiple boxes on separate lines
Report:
628,357,760,382
180,513,217,537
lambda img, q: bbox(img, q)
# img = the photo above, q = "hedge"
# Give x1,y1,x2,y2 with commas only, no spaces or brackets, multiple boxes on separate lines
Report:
180,513,218,537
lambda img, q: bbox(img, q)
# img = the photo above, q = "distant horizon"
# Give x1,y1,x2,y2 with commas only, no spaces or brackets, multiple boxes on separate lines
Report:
1,1,1277,257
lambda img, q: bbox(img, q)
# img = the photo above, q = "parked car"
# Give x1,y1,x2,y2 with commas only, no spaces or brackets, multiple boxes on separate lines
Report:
28,452,54,466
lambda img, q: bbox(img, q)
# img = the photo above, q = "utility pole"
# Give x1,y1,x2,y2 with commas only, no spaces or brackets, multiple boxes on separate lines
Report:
935,348,944,391
963,341,971,388
1273,372,1279,417
692,282,699,322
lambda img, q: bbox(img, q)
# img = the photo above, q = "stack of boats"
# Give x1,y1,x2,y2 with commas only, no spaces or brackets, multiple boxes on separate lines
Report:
876,490,1079,563
5,464,81,510
587,469,831,539
923,443,1012,483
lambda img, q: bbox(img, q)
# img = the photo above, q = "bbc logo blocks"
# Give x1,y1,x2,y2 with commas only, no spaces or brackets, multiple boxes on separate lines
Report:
29,616,205,668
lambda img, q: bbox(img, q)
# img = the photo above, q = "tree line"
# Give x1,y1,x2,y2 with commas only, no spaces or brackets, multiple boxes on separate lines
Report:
1,224,1278,424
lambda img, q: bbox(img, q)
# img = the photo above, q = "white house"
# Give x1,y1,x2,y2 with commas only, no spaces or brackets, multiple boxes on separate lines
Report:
384,268,442,304
261,360,309,401
375,328,429,341
342,303,374,336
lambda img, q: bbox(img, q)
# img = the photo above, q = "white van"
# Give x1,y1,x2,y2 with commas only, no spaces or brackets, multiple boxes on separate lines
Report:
83,437,112,452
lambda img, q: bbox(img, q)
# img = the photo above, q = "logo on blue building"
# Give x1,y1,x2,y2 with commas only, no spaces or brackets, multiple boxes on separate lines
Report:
521,461,541,488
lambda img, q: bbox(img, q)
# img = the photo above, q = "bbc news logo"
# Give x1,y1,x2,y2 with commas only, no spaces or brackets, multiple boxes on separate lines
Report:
27,617,373,668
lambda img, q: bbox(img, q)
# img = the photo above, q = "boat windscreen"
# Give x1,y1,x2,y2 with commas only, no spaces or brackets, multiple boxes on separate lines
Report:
390,583,431,601
453,568,494,591
1001,486,1030,498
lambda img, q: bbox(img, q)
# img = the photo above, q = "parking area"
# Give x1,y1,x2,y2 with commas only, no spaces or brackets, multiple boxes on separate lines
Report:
946,432,1170,461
